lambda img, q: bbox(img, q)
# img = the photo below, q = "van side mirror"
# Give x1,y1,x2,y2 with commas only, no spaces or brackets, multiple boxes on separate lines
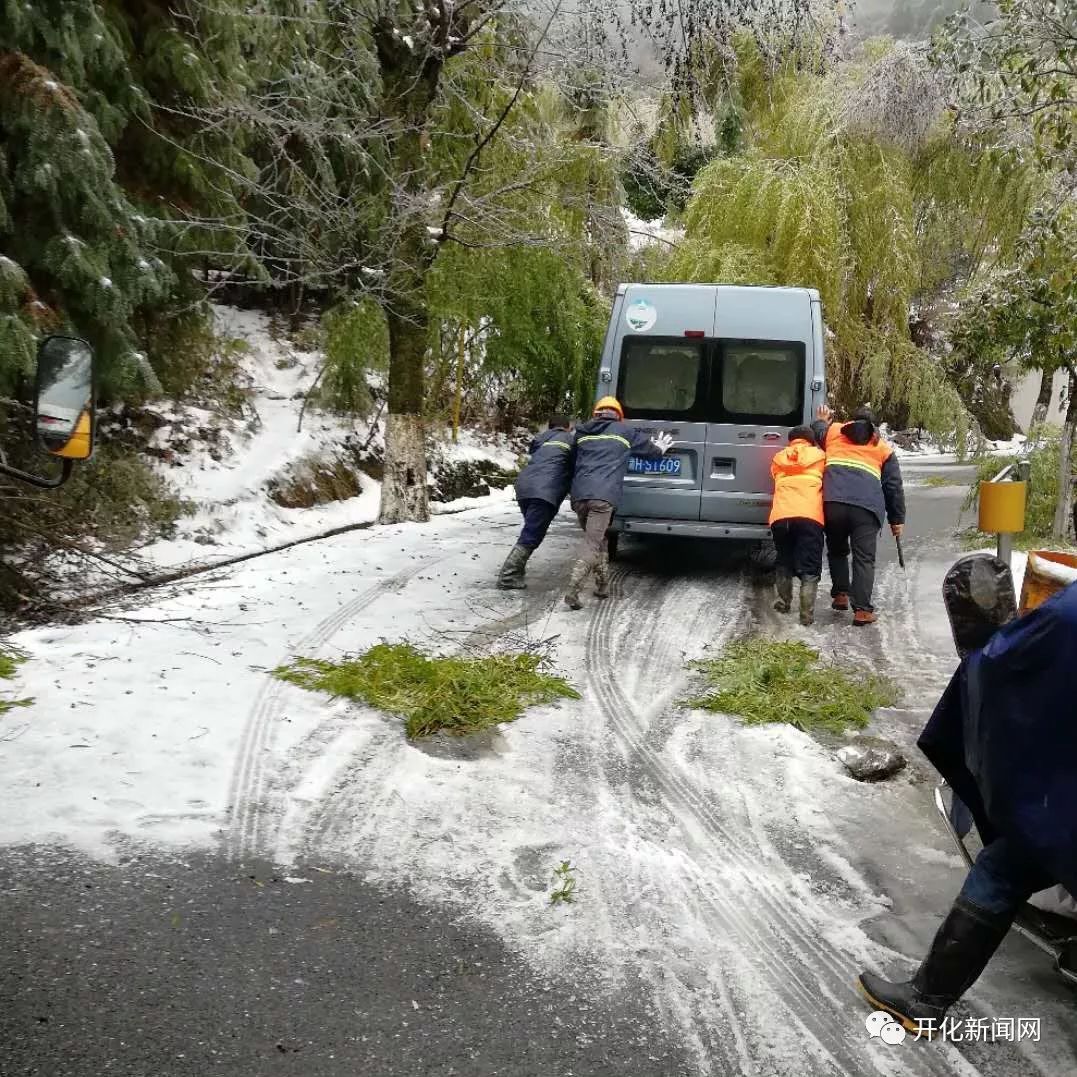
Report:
0,334,97,489
35,335,96,460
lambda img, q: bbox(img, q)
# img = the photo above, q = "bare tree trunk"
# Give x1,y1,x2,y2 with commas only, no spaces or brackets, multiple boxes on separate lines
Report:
452,325,465,444
1031,366,1054,429
379,300,431,524
1051,369,1076,541
372,24,442,525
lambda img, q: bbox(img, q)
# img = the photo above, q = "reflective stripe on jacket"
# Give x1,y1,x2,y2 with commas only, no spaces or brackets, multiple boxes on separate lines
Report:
769,440,826,526
514,428,575,506
569,418,661,508
814,419,906,527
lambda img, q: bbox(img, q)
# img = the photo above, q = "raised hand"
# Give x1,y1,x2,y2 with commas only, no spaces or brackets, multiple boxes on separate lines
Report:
651,431,674,454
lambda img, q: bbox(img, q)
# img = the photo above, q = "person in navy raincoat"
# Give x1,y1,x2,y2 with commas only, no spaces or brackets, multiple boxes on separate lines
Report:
495,415,575,589
858,579,1077,1033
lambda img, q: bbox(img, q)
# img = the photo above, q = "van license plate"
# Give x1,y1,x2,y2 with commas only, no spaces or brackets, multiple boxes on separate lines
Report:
629,456,682,476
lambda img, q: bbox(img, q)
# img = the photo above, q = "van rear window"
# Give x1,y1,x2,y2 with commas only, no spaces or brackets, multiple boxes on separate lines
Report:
618,339,704,419
713,341,804,425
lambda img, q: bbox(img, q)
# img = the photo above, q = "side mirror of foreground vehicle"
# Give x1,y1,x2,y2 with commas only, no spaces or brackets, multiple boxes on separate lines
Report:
35,335,96,460
0,334,97,489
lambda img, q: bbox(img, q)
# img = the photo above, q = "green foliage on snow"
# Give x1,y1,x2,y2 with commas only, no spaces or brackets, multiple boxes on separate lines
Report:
429,246,608,420
549,861,578,905
316,298,388,416
274,643,580,740
689,638,900,734
0,644,31,715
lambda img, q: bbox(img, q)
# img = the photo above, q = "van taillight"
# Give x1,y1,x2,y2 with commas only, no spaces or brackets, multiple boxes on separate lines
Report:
684,330,705,338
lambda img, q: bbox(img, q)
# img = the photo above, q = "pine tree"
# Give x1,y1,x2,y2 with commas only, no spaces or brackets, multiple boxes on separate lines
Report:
0,40,171,395
0,1,252,397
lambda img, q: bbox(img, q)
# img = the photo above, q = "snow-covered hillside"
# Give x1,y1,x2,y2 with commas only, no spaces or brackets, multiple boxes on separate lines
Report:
129,305,521,573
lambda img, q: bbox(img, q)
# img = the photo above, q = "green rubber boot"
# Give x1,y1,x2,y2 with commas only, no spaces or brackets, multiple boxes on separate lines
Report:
496,544,531,590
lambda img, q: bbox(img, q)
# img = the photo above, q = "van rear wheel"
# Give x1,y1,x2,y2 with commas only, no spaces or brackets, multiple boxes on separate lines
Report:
607,532,620,562
749,537,777,573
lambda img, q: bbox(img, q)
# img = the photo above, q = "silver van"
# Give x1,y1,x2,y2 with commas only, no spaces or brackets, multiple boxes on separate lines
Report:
596,283,827,558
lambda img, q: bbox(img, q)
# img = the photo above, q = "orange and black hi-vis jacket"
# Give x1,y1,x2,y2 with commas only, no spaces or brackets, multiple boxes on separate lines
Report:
812,418,906,528
769,439,826,526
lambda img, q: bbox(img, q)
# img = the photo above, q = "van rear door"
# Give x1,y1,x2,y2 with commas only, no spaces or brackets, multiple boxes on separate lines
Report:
607,284,714,522
700,340,807,525
700,289,814,526
616,335,709,521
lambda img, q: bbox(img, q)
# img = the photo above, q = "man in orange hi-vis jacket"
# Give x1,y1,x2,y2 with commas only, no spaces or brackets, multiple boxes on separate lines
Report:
813,405,906,626
769,426,827,626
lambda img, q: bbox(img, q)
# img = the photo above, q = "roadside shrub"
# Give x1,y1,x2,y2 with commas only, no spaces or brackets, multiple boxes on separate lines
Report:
135,306,252,417
688,638,900,734
274,642,579,739
0,440,189,611
314,298,387,415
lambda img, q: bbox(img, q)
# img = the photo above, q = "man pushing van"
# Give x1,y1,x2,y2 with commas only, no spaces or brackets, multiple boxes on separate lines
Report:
564,396,673,610
496,414,575,590
814,405,905,625
769,426,827,625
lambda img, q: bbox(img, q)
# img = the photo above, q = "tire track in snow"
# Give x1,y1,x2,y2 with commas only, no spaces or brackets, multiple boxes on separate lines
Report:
585,564,975,1077
582,565,757,1075
586,568,859,1072
224,557,441,860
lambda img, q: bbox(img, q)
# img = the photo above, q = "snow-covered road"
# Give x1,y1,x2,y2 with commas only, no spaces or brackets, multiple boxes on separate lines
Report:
3,474,1075,1076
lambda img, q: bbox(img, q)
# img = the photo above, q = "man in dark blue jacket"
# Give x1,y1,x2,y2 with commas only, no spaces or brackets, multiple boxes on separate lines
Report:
496,415,575,589
564,396,673,609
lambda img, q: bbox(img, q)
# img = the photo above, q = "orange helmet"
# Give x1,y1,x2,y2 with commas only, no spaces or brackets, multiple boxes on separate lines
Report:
593,396,624,419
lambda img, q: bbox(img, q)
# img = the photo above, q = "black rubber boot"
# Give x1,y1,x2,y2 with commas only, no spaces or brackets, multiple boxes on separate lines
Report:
858,898,1012,1034
496,544,531,590
773,569,793,613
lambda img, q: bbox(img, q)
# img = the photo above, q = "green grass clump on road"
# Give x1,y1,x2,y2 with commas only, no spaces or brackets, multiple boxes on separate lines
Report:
274,642,579,739
689,638,900,734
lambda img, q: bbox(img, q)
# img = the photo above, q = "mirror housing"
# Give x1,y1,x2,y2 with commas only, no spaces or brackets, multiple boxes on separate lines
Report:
0,334,97,489
35,335,96,460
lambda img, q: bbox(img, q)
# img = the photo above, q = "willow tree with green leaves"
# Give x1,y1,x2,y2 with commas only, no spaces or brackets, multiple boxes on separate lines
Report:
671,40,1039,434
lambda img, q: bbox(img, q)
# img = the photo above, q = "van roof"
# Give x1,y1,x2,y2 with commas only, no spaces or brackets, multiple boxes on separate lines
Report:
615,282,821,302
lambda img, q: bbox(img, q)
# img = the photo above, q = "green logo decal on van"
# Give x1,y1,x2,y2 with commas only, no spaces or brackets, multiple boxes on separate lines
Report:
625,299,657,332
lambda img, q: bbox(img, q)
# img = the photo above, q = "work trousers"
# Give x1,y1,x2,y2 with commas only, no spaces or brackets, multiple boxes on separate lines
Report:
571,498,614,568
771,518,824,580
825,502,880,612
516,498,558,551
959,836,1054,919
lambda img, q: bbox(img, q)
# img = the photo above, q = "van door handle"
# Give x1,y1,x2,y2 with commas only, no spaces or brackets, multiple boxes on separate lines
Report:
711,458,735,479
